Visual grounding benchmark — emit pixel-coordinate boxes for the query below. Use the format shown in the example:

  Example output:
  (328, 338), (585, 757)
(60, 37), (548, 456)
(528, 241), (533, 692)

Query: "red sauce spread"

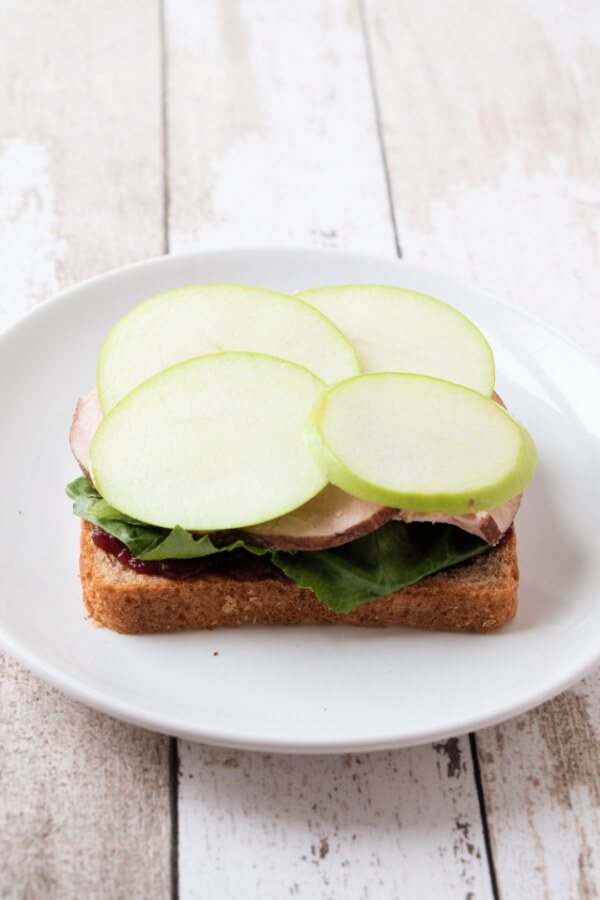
(92, 526), (292, 583)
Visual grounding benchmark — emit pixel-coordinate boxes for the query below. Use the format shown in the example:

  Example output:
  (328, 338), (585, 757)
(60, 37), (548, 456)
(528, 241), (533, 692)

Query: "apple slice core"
(243, 484), (395, 550)
(306, 373), (536, 515)
(297, 284), (495, 396)
(90, 353), (328, 530)
(97, 284), (360, 413)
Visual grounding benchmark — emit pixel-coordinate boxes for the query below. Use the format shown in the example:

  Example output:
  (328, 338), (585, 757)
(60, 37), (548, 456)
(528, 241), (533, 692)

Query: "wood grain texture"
(0, 655), (171, 900)
(179, 742), (491, 900)
(164, 1), (492, 896)
(364, 0), (600, 358)
(164, 0), (395, 256)
(364, 0), (600, 895)
(478, 679), (600, 899)
(0, 0), (164, 323)
(0, 2), (171, 897)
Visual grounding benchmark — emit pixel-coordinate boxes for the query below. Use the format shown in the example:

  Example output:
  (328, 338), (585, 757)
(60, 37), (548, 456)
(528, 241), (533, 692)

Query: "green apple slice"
(97, 284), (360, 413)
(297, 284), (495, 396)
(306, 373), (536, 514)
(90, 352), (328, 530)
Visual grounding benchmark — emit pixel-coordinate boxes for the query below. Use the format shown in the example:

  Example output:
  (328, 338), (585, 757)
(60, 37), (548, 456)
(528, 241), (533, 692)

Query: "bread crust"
(79, 520), (519, 634)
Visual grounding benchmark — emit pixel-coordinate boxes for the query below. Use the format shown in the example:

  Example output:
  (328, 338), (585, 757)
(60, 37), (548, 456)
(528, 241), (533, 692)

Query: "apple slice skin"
(297, 284), (495, 397)
(97, 283), (360, 414)
(90, 352), (328, 531)
(306, 373), (536, 515)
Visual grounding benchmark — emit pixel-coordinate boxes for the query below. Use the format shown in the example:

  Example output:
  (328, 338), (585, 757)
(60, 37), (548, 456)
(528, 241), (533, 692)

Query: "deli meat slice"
(393, 494), (521, 545)
(70, 387), (103, 481)
(69, 388), (520, 547)
(243, 484), (395, 550)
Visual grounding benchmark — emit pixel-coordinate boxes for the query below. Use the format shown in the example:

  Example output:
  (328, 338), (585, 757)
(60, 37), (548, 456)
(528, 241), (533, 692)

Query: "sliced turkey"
(69, 387), (103, 481)
(243, 484), (395, 550)
(393, 494), (521, 546)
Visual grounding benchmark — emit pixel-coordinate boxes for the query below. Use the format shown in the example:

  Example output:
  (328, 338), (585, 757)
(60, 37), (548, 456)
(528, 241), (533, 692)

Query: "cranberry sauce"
(92, 526), (292, 583)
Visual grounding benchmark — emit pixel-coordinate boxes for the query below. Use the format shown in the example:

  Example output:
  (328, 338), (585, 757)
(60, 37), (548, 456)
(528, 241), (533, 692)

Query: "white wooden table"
(2, 1), (600, 897)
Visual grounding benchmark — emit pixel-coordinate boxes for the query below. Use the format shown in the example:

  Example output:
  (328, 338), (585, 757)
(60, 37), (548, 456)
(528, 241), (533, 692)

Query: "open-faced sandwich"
(67, 283), (536, 633)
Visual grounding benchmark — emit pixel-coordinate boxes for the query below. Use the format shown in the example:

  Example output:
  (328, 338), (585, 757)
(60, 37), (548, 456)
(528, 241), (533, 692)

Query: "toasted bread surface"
(79, 520), (519, 634)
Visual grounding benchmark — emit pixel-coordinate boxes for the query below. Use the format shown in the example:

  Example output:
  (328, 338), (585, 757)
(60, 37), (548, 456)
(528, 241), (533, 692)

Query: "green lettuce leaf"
(67, 477), (490, 613)
(271, 521), (490, 613)
(66, 478), (268, 560)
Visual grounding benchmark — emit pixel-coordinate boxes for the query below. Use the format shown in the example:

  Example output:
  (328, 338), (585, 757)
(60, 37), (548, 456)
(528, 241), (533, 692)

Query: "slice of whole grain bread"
(79, 520), (519, 634)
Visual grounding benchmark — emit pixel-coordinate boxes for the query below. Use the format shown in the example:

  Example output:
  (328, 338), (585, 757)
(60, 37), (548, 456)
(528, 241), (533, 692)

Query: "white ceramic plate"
(1, 248), (599, 753)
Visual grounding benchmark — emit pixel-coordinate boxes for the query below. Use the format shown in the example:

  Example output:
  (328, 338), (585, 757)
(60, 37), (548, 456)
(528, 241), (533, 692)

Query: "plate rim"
(3, 619), (600, 753)
(4, 245), (598, 375)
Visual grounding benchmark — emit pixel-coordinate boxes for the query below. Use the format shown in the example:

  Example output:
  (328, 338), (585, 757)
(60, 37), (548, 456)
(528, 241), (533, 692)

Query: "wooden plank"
(164, 1), (493, 896)
(179, 742), (490, 899)
(0, 0), (164, 317)
(0, 656), (172, 898)
(364, 0), (600, 895)
(164, 0), (395, 256)
(0, 1), (172, 896)
(477, 679), (600, 899)
(364, 0), (600, 357)
(518, 0), (600, 165)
